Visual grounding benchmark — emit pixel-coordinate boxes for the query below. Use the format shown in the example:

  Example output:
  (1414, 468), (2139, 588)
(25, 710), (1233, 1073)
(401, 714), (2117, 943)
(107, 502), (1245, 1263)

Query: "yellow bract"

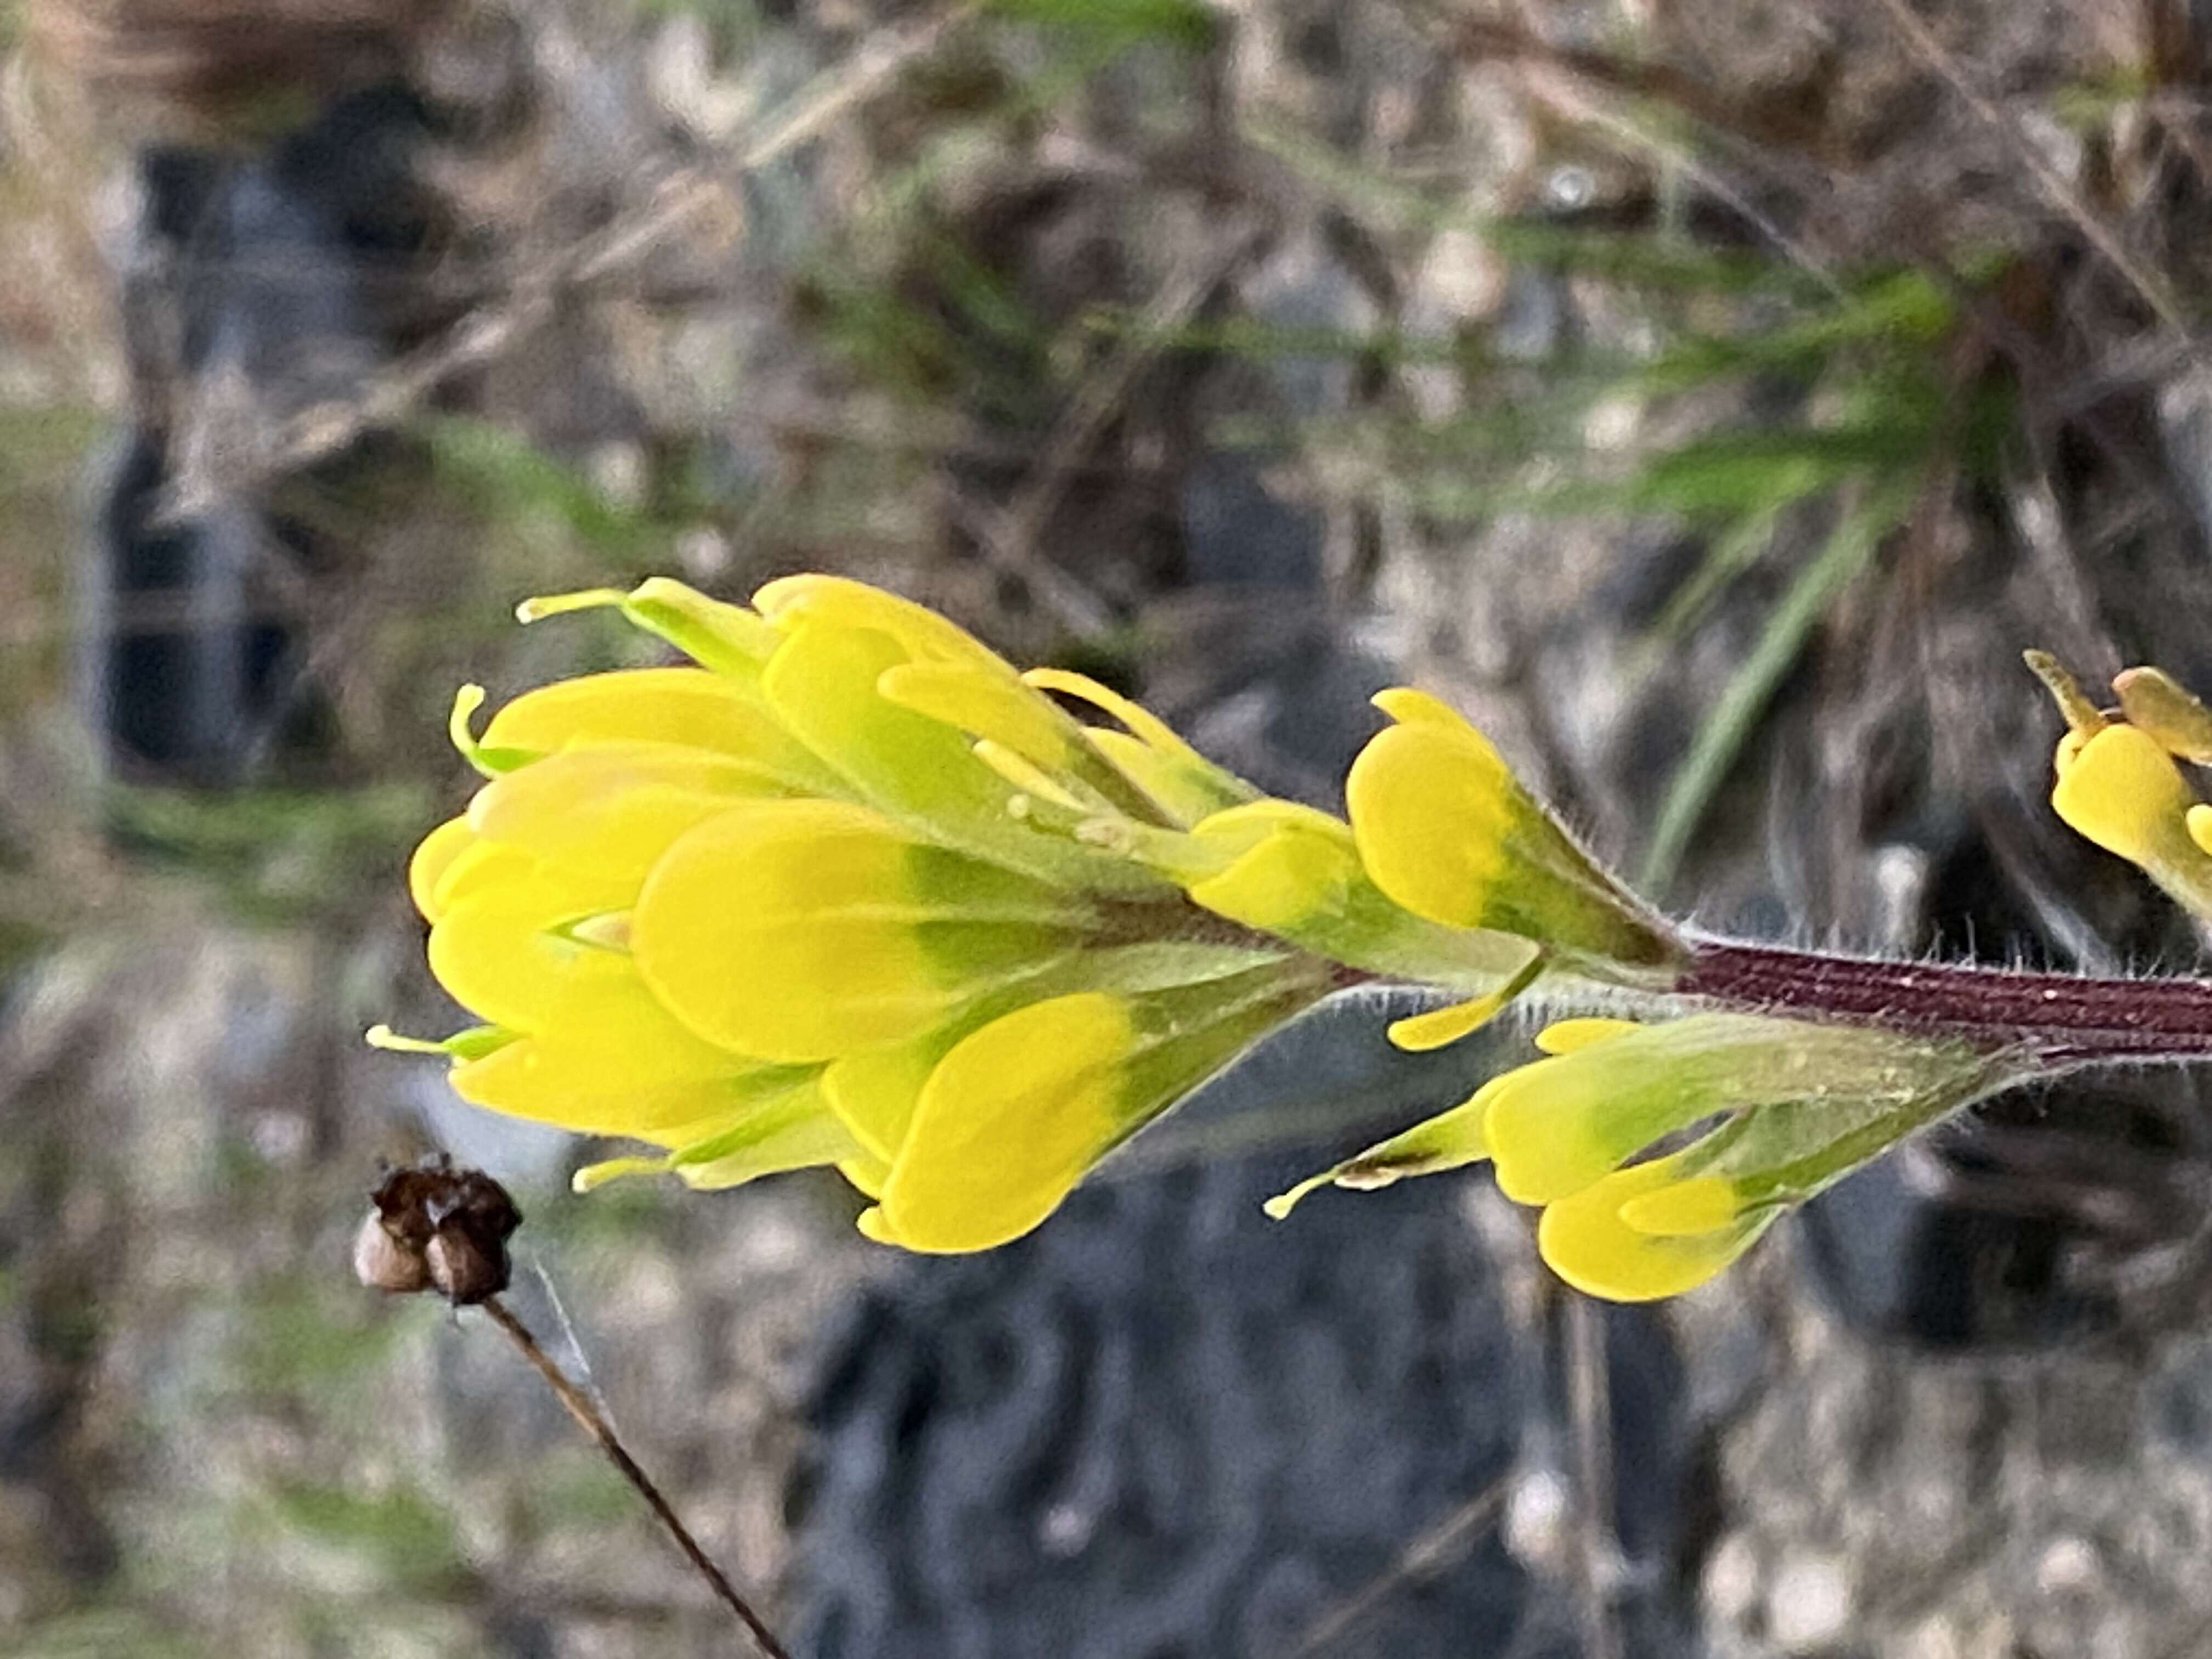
(1346, 692), (1516, 930)
(1345, 689), (1678, 972)
(1176, 799), (1542, 995)
(382, 574), (1347, 1252)
(632, 798), (1085, 1063)
(870, 992), (1133, 1252)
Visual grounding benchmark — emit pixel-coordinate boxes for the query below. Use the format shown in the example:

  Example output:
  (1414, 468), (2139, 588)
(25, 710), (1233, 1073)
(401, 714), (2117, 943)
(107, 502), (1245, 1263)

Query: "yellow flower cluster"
(385, 570), (2069, 1300)
(387, 575), (1353, 1251)
(382, 574), (1653, 1255)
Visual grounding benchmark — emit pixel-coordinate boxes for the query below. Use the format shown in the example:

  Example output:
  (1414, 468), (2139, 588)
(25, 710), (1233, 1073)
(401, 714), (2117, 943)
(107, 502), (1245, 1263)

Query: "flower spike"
(374, 577), (2212, 1299)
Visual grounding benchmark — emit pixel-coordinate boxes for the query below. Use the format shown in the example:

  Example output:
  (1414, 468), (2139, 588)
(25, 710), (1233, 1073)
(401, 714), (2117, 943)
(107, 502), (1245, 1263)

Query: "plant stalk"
(1680, 936), (2212, 1065)
(481, 1297), (794, 1659)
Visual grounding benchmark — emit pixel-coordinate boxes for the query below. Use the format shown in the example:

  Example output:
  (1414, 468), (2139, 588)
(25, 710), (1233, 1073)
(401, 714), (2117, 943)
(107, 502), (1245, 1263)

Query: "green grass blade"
(1649, 500), (1789, 644)
(1637, 473), (1921, 898)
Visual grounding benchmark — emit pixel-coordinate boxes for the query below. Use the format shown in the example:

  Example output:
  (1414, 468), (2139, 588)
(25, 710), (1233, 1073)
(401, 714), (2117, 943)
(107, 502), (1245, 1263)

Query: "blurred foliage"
(105, 783), (432, 921)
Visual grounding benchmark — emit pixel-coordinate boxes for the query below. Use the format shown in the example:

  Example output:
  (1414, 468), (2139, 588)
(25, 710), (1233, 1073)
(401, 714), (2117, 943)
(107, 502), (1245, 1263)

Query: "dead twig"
(157, 1), (982, 522)
(1566, 1297), (1623, 1659)
(1283, 1470), (1515, 1658)
(1865, 0), (2190, 336)
(956, 215), (1267, 640)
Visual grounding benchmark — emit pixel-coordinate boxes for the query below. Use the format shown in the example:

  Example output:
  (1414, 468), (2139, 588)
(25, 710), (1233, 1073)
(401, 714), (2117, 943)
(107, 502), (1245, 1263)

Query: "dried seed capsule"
(425, 1224), (507, 1304)
(352, 1209), (430, 1294)
(359, 1158), (522, 1305)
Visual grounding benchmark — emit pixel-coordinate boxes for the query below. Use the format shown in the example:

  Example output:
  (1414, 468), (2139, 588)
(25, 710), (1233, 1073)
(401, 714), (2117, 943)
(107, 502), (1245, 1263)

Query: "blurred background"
(10, 1), (2212, 1654)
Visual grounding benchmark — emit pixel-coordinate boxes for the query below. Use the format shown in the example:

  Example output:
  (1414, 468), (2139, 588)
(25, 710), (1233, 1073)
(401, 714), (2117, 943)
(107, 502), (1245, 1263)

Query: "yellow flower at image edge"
(380, 575), (1331, 1252)
(2030, 649), (2212, 920)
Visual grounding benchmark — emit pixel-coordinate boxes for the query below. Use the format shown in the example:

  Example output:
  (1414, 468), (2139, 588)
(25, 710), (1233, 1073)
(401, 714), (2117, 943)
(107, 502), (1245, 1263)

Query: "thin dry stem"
(1283, 1471), (1514, 1658)
(480, 1296), (794, 1659)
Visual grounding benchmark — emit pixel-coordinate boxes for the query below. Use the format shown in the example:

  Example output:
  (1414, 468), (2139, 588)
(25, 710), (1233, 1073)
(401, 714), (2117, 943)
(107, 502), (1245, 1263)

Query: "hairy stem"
(1680, 936), (2212, 1064)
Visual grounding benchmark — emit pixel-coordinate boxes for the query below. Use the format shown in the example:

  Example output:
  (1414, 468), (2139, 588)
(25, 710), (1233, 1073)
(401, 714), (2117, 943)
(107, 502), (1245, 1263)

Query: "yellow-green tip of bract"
(516, 588), (628, 624)
(381, 573), (1360, 1254)
(1272, 1012), (1999, 1300)
(1345, 688), (1681, 977)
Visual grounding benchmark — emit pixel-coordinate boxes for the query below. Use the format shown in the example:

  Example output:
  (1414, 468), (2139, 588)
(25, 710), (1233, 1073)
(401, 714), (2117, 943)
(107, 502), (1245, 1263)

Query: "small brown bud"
(358, 1156), (522, 1306)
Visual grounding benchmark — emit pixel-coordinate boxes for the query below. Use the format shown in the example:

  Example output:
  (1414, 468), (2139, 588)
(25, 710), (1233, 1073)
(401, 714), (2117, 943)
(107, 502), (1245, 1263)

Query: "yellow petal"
(2050, 723), (2212, 915)
(1386, 996), (1507, 1053)
(1185, 803), (1357, 931)
(1181, 800), (1539, 990)
(821, 1034), (949, 1163)
(1485, 1015), (1844, 1206)
(1370, 686), (1472, 729)
(427, 835), (544, 918)
(408, 815), (479, 922)
(568, 1074), (854, 1190)
(1082, 727), (1232, 826)
(815, 941), (1285, 1166)
(1483, 1044), (1726, 1207)
(873, 993), (1133, 1251)
(452, 1019), (810, 1137)
(426, 866), (643, 1034)
(1346, 691), (1674, 967)
(1346, 715), (1520, 930)
(755, 573), (1019, 681)
(662, 1081), (858, 1189)
(1385, 951), (1545, 1051)
(631, 799), (1086, 1063)
(1617, 1175), (1742, 1237)
(877, 661), (1083, 780)
(838, 1151), (891, 1200)
(1537, 1158), (1768, 1302)
(2189, 803), (2212, 858)
(480, 667), (832, 788)
(1022, 669), (1256, 817)
(467, 742), (794, 883)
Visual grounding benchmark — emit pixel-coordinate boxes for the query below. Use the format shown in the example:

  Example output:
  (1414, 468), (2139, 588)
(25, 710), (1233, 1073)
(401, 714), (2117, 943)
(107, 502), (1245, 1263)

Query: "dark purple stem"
(1680, 938), (2212, 1065)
